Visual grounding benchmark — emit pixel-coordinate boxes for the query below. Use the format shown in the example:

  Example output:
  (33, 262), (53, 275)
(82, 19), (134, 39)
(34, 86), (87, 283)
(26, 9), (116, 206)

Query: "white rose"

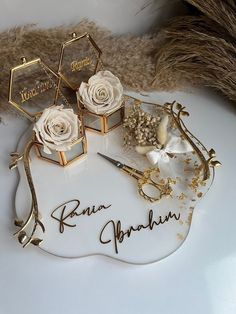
(33, 105), (79, 154)
(78, 70), (123, 115)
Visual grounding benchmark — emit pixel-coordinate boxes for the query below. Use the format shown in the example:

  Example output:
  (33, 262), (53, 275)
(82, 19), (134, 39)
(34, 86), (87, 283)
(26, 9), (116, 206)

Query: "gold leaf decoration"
(210, 160), (222, 167)
(209, 148), (216, 157)
(36, 219), (45, 232)
(9, 152), (23, 170)
(181, 111), (190, 117)
(18, 231), (27, 244)
(9, 161), (18, 170)
(176, 103), (182, 110)
(30, 238), (43, 246)
(14, 219), (24, 227)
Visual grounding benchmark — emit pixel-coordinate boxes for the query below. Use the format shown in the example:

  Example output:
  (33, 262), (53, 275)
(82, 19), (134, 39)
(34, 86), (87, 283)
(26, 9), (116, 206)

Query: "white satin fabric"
(146, 133), (193, 166)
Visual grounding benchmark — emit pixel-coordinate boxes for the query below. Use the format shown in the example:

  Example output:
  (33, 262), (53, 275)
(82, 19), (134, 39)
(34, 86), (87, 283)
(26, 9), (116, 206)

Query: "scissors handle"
(122, 165), (144, 180)
(137, 169), (172, 203)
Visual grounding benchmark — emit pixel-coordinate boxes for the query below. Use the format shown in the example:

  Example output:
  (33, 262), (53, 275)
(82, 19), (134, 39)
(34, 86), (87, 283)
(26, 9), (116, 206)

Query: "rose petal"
(79, 71), (123, 115)
(34, 105), (79, 153)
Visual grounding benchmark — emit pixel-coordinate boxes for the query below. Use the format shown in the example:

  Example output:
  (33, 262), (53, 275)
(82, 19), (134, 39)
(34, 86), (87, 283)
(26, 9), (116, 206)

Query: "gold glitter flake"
(186, 212), (193, 226)
(177, 233), (184, 240)
(178, 193), (187, 200)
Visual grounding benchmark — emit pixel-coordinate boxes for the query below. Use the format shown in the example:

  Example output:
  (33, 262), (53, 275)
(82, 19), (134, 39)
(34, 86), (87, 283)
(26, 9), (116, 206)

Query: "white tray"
(14, 102), (216, 264)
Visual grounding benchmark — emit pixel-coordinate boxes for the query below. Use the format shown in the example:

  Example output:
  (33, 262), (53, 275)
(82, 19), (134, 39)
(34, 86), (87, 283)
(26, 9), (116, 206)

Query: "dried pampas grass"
(0, 0), (236, 116)
(0, 21), (159, 114)
(187, 0), (236, 38)
(153, 0), (236, 101)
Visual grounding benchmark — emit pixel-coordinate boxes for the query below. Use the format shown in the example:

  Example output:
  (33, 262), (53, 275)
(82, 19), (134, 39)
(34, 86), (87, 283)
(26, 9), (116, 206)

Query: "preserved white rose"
(33, 105), (79, 154)
(79, 70), (123, 115)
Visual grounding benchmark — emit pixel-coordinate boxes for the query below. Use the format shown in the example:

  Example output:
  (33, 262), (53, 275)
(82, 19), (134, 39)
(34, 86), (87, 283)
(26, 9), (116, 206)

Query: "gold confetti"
(177, 233), (184, 240)
(178, 193), (187, 200)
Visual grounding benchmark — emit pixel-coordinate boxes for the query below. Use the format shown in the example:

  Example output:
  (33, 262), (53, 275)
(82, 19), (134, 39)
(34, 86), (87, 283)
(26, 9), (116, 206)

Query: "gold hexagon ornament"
(9, 57), (60, 121)
(58, 32), (124, 135)
(77, 103), (125, 135)
(8, 57), (87, 166)
(57, 32), (102, 91)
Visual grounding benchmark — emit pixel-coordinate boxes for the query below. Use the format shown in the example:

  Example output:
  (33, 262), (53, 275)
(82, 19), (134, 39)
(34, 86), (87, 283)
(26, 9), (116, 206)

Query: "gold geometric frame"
(57, 32), (102, 91)
(9, 56), (88, 167)
(34, 136), (87, 166)
(81, 106), (125, 135)
(8, 57), (59, 121)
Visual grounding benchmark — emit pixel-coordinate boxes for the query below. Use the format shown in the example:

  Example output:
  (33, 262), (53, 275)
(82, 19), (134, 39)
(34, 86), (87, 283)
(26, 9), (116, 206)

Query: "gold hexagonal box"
(57, 32), (124, 135)
(8, 57), (87, 166)
(57, 32), (102, 91)
(77, 102), (125, 135)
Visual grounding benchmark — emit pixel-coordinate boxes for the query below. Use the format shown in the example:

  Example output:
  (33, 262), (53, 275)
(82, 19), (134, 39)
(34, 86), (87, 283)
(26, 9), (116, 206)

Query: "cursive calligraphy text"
(51, 199), (111, 233)
(99, 210), (180, 254)
(71, 57), (92, 72)
(19, 80), (53, 103)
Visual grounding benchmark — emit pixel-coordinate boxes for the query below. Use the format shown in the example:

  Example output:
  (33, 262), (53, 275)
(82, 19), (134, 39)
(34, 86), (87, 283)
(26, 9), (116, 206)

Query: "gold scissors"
(97, 152), (172, 203)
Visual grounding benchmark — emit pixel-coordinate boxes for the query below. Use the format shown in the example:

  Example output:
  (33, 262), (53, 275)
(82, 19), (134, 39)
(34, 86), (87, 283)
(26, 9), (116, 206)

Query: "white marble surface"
(0, 89), (236, 314)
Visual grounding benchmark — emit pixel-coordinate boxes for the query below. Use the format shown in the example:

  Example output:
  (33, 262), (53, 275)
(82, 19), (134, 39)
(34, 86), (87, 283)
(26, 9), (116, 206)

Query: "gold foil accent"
(164, 101), (221, 181)
(71, 57), (92, 72)
(177, 233), (184, 240)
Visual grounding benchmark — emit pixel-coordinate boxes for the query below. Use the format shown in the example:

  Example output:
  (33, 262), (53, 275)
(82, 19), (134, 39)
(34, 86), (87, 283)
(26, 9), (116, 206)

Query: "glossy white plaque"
(14, 118), (215, 265)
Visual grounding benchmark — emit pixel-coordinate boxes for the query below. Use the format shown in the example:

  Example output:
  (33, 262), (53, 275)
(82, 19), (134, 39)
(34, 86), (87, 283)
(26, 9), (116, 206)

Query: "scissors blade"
(97, 152), (124, 169)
